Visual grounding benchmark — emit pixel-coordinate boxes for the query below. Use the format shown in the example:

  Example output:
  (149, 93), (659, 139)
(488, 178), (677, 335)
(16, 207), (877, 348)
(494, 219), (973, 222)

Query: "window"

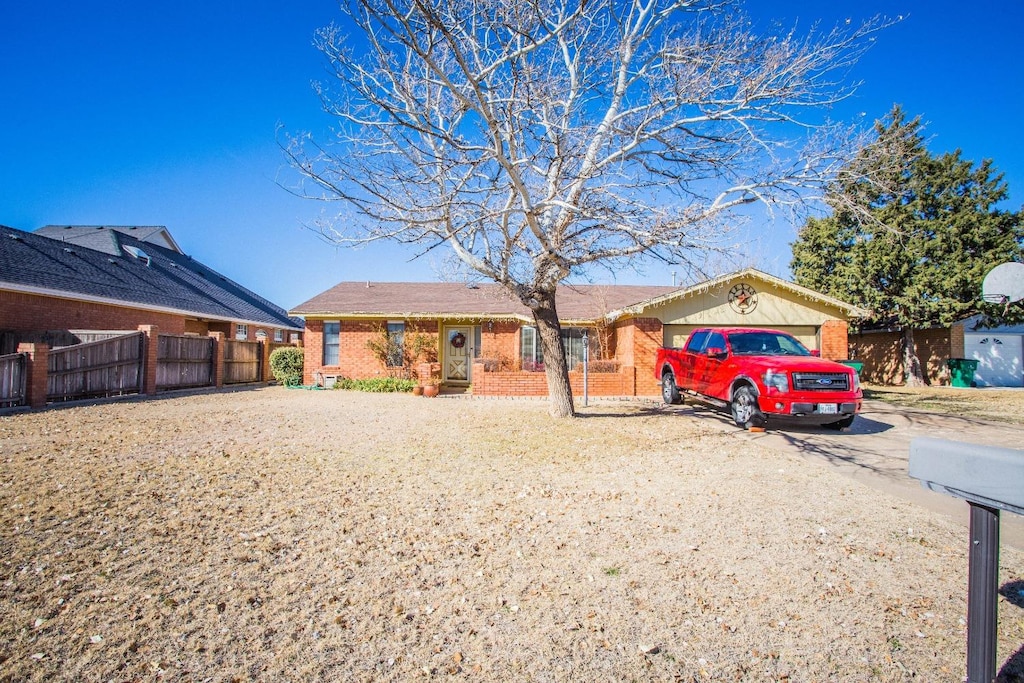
(386, 322), (405, 367)
(685, 330), (709, 353)
(521, 326), (541, 371)
(235, 324), (248, 340)
(323, 322), (340, 365)
(705, 331), (726, 353)
(521, 326), (596, 371)
(274, 329), (283, 342)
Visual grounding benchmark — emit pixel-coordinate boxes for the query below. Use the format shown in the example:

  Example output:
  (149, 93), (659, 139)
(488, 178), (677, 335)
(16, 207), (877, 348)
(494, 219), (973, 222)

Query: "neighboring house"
(0, 224), (302, 351)
(290, 268), (866, 396)
(852, 317), (1024, 388)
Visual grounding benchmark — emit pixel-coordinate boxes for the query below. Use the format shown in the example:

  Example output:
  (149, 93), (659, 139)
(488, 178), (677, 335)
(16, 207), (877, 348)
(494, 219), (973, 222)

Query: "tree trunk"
(902, 327), (926, 387)
(531, 294), (575, 419)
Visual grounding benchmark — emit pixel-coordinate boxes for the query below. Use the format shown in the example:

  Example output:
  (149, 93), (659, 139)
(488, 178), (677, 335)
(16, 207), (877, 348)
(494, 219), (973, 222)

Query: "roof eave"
(2, 282), (303, 331)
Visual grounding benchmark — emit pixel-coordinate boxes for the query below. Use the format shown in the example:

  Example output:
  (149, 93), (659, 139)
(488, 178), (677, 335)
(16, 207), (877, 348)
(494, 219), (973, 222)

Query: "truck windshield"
(728, 332), (811, 356)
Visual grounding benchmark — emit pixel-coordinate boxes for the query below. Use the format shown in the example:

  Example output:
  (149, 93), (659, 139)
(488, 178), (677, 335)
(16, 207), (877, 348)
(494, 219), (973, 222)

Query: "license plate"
(817, 403), (838, 414)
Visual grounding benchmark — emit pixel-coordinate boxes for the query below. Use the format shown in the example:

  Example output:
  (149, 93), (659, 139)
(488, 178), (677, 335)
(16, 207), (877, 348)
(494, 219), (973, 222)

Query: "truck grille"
(792, 372), (850, 391)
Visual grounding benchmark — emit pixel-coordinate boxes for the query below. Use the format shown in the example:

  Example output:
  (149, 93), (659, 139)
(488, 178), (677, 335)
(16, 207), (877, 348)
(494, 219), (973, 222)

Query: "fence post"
(16, 342), (48, 409)
(261, 341), (271, 382)
(208, 332), (225, 388)
(137, 325), (159, 395)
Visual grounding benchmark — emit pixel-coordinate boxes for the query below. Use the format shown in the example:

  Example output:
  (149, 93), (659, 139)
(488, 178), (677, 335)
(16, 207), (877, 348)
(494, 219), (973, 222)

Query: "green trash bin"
(947, 358), (979, 388)
(839, 360), (864, 376)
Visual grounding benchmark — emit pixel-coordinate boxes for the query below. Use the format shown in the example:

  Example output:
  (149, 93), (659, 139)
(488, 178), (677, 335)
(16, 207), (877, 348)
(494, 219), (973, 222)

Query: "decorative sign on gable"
(728, 283), (758, 314)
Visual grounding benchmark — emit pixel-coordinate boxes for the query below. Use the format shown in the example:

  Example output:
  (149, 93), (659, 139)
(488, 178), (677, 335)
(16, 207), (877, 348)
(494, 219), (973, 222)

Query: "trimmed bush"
(335, 377), (417, 393)
(269, 347), (304, 386)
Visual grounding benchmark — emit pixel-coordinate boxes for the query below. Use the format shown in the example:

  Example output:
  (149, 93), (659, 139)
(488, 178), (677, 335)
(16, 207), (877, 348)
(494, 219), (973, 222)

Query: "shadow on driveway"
(667, 399), (1024, 550)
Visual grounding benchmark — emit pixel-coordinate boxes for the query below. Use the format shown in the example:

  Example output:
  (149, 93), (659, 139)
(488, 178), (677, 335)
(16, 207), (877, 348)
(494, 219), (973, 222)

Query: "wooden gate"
(47, 332), (144, 402)
(157, 334), (214, 390)
(223, 339), (263, 384)
(0, 352), (26, 408)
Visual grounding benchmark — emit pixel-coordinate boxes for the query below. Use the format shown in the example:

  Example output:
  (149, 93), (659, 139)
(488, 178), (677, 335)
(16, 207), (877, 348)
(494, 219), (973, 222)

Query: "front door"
(444, 326), (473, 383)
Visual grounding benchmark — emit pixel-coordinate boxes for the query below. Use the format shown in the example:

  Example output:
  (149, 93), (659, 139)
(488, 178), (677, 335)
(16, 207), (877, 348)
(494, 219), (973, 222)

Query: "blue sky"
(2, 1), (1022, 310)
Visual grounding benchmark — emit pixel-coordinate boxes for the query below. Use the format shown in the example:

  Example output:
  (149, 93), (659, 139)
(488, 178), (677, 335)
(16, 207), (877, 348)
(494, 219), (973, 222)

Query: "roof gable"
(35, 225), (183, 254)
(1, 225), (299, 329)
(612, 268), (869, 320)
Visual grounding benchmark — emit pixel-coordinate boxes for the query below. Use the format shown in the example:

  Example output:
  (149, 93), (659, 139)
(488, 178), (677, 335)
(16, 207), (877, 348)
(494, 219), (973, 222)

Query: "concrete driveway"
(674, 399), (1024, 549)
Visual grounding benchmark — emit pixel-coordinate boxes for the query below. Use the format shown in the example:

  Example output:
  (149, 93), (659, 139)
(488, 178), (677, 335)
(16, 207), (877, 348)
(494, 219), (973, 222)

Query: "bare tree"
(284, 0), (889, 417)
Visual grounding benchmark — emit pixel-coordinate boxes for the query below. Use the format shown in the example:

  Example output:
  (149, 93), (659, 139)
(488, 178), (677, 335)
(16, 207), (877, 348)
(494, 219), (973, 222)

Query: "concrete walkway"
(678, 399), (1024, 550)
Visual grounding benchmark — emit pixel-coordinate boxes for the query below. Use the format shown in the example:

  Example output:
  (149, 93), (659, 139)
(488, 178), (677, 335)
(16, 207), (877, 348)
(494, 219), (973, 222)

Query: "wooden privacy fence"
(157, 334), (214, 390)
(0, 352), (26, 408)
(223, 339), (263, 385)
(47, 332), (144, 402)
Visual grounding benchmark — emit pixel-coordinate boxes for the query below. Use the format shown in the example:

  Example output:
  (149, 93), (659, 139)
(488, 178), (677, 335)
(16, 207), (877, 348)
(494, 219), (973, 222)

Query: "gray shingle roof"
(291, 281), (678, 321)
(0, 225), (300, 330)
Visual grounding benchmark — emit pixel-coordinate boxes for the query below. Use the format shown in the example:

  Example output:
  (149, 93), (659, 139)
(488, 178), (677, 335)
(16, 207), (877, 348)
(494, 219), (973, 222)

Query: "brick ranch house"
(1, 224), (302, 351)
(291, 269), (866, 397)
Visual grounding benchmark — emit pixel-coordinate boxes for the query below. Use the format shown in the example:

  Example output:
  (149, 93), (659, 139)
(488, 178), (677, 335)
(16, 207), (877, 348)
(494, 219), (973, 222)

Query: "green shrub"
(269, 347), (304, 386)
(335, 377), (417, 393)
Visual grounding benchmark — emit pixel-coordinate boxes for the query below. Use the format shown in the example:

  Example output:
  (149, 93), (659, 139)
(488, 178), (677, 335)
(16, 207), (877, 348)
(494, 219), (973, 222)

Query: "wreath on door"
(450, 332), (466, 349)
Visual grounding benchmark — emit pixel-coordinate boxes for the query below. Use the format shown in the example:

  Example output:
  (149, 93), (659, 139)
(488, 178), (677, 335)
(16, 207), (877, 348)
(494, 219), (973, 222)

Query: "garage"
(965, 328), (1024, 387)
(630, 269), (867, 355)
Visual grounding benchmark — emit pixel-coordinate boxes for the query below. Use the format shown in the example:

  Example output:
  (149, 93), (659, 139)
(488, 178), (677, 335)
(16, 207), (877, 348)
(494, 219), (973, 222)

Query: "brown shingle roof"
(290, 282), (677, 321)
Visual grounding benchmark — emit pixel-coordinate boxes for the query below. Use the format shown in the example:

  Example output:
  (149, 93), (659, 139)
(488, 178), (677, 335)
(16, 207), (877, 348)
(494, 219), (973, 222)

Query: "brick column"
(820, 320), (850, 360)
(137, 325), (159, 395)
(208, 331), (225, 388)
(16, 342), (49, 409)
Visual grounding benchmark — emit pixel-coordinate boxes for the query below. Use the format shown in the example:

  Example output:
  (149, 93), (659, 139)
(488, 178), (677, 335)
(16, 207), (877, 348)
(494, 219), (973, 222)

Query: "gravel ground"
(1, 387), (1022, 682)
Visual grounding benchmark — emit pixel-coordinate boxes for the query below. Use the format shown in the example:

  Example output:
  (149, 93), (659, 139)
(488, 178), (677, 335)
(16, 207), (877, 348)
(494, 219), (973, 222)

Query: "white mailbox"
(909, 437), (1024, 515)
(908, 437), (1024, 683)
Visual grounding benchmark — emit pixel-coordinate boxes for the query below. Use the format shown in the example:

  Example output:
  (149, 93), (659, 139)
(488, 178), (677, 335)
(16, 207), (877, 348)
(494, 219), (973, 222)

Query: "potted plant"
(422, 382), (440, 398)
(412, 384), (424, 396)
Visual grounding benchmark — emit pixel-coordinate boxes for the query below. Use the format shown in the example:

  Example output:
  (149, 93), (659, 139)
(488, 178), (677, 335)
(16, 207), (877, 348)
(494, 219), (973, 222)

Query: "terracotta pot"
(422, 384), (440, 398)
(412, 385), (424, 396)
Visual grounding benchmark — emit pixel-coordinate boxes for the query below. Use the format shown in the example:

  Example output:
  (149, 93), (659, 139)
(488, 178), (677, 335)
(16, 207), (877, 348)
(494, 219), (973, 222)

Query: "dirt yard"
(1, 388), (1022, 682)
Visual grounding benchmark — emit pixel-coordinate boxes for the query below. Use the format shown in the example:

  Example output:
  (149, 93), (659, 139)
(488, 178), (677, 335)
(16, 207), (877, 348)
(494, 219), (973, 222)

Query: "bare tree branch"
(282, 0), (894, 416)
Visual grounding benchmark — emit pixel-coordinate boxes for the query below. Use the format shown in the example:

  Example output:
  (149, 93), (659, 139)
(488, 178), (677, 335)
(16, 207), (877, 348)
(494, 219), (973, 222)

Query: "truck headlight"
(764, 369), (789, 393)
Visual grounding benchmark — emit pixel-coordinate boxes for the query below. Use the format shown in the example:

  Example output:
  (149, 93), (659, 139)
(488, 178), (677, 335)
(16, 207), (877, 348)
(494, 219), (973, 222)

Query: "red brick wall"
(478, 321), (520, 368)
(849, 328), (952, 385)
(1, 289), (188, 334)
(305, 318), (528, 384)
(621, 317), (663, 396)
(471, 362), (636, 397)
(819, 320), (849, 360)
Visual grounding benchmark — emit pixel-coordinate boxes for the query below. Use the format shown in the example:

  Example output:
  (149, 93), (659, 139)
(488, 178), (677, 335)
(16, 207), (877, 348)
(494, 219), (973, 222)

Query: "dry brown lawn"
(864, 384), (1024, 427)
(1, 387), (1022, 682)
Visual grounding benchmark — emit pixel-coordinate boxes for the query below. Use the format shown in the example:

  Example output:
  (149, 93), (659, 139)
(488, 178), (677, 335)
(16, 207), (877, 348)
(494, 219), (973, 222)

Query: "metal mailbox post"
(909, 437), (1024, 683)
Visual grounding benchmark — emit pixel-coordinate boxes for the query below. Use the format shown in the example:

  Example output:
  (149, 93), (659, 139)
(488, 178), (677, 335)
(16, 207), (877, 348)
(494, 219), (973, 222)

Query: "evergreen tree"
(791, 106), (1024, 385)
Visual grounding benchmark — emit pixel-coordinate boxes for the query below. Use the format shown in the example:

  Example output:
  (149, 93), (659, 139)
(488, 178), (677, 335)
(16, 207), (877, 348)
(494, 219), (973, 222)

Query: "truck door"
(697, 330), (727, 394)
(680, 329), (710, 389)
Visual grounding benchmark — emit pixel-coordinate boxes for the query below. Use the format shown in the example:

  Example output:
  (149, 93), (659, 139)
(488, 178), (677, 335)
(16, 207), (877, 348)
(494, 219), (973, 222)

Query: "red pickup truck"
(656, 327), (862, 430)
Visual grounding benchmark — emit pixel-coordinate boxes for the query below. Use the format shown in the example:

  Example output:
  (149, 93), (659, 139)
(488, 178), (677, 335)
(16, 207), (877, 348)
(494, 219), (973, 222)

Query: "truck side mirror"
(810, 349), (820, 357)
(706, 347), (725, 357)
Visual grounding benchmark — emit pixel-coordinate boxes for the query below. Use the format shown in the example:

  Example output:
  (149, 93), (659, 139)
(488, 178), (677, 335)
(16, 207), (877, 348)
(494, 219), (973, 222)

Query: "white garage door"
(965, 334), (1024, 387)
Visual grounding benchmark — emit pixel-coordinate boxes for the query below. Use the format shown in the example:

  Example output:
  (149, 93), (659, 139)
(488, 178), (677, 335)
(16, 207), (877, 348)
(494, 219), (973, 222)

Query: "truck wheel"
(824, 415), (856, 430)
(661, 373), (682, 405)
(730, 386), (765, 429)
